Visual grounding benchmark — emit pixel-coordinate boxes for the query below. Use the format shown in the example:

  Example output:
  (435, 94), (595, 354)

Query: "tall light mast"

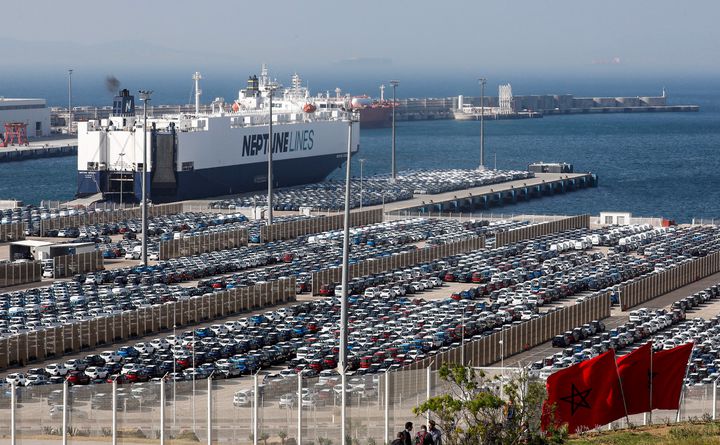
(192, 72), (202, 114)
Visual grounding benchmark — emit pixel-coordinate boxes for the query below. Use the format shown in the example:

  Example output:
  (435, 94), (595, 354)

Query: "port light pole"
(138, 90), (153, 266)
(359, 158), (365, 209)
(479, 77), (486, 169)
(390, 80), (399, 182)
(68, 69), (73, 135)
(267, 83), (278, 225)
(339, 108), (358, 444)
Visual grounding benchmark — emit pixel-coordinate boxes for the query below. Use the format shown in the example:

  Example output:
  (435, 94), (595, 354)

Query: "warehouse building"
(0, 98), (51, 139)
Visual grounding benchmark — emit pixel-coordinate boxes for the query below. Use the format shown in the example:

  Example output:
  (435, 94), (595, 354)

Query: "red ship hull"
(358, 106), (392, 129)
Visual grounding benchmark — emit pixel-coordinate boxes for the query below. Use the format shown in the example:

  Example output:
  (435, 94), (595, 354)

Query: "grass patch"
(568, 421), (720, 445)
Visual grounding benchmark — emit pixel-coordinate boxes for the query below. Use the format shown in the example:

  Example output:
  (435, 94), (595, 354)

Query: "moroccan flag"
(542, 350), (626, 434)
(616, 342), (653, 415)
(652, 342), (693, 410)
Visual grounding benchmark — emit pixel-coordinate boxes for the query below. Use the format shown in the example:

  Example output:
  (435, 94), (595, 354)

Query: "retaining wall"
(39, 203), (184, 233)
(0, 222), (24, 242)
(0, 277), (296, 370)
(402, 291), (610, 375)
(620, 252), (720, 311)
(53, 251), (104, 279)
(494, 214), (590, 247)
(159, 228), (249, 260)
(0, 261), (41, 288)
(311, 236), (486, 295)
(260, 209), (384, 242)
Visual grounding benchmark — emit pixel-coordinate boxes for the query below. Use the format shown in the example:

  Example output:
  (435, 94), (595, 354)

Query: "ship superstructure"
(76, 66), (360, 202)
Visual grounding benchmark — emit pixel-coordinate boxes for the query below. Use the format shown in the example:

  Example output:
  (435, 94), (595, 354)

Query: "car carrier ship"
(76, 66), (360, 203)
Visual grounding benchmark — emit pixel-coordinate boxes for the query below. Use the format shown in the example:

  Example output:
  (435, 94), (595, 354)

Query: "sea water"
(1, 88), (719, 223)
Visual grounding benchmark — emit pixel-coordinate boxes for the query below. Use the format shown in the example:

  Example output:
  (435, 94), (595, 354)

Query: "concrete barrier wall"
(0, 222), (25, 242)
(52, 251), (104, 279)
(260, 209), (384, 242)
(311, 236), (486, 295)
(403, 290), (611, 372)
(159, 228), (249, 260)
(620, 252), (720, 311)
(0, 261), (41, 288)
(0, 277), (296, 370)
(39, 203), (184, 233)
(494, 214), (590, 247)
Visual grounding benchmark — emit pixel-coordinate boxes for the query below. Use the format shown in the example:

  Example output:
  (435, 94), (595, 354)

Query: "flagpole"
(675, 343), (694, 423)
(612, 349), (631, 426)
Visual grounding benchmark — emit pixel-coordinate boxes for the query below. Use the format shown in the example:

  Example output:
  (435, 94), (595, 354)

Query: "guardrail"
(260, 208), (384, 242)
(0, 277), (296, 370)
(0, 222), (24, 242)
(0, 261), (41, 288)
(494, 214), (590, 247)
(311, 236), (486, 295)
(39, 203), (183, 233)
(53, 251), (104, 279)
(158, 228), (249, 260)
(402, 290), (611, 374)
(619, 252), (720, 311)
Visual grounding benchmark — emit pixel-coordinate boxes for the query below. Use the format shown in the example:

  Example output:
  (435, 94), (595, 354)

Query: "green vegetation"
(568, 421), (720, 445)
(413, 363), (566, 445)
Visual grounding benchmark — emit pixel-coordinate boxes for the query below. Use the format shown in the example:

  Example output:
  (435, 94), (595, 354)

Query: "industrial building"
(0, 98), (51, 141)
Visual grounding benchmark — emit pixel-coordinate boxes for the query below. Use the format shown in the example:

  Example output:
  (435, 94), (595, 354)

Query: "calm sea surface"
(2, 88), (719, 223)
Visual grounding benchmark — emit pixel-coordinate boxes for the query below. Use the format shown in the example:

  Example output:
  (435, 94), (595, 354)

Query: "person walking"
(428, 420), (442, 445)
(391, 432), (404, 445)
(415, 425), (434, 445)
(402, 422), (414, 445)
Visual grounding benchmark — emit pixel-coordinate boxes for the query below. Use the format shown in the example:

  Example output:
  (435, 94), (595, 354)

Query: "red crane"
(1, 122), (28, 147)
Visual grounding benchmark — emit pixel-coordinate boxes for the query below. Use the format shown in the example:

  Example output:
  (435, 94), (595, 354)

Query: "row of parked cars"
(541, 283), (720, 385)
(209, 169), (534, 211)
(2, 222), (660, 388)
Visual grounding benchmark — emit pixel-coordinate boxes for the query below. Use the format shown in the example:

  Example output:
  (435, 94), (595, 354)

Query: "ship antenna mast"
(192, 72), (202, 114)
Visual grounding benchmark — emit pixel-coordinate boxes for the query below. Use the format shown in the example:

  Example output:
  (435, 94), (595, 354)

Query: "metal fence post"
(160, 377), (166, 445)
(253, 373), (259, 445)
(426, 366), (432, 425)
(112, 379), (118, 445)
(10, 381), (16, 445)
(384, 370), (390, 444)
(63, 379), (69, 445)
(297, 372), (302, 445)
(208, 376), (212, 445)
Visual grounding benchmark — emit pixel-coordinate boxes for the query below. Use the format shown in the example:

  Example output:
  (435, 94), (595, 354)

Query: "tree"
(412, 363), (567, 445)
(278, 431), (288, 445)
(261, 432), (271, 445)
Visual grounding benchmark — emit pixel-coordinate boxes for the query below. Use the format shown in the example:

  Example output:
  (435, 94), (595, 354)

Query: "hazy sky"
(2, 0), (719, 103)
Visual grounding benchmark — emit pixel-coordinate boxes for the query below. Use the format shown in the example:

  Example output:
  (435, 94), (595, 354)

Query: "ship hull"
(77, 151), (349, 202)
(359, 107), (392, 129)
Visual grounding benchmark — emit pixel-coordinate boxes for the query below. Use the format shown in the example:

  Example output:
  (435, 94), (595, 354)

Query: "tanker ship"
(76, 66), (360, 203)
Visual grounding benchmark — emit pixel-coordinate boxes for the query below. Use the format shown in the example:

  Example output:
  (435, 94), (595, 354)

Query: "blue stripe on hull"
(77, 153), (348, 202)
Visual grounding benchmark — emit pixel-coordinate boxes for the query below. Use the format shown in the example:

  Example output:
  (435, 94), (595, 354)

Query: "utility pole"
(138, 90), (153, 265)
(267, 83), (278, 225)
(339, 109), (357, 443)
(68, 69), (73, 135)
(390, 80), (399, 182)
(359, 158), (365, 209)
(479, 77), (487, 169)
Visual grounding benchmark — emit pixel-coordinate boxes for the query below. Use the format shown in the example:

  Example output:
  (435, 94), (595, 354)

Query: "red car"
(67, 370), (90, 385)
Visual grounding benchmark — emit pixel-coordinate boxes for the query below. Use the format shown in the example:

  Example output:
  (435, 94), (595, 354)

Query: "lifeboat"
(231, 102), (240, 112)
(303, 103), (317, 113)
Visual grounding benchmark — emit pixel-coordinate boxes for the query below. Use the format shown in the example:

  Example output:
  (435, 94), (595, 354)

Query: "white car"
(100, 351), (122, 363)
(45, 363), (68, 377)
(6, 373), (26, 386)
(85, 366), (109, 380)
(150, 338), (170, 350)
(134, 342), (155, 354)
